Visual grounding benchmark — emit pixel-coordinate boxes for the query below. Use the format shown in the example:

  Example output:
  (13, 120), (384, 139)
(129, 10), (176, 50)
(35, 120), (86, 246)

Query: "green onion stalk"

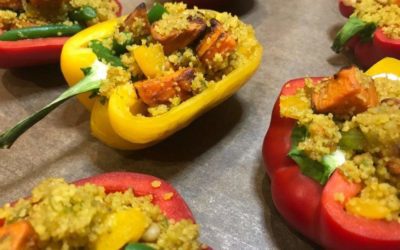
(0, 60), (108, 149)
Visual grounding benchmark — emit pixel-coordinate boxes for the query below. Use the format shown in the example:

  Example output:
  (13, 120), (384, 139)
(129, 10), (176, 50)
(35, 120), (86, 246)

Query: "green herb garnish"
(332, 16), (376, 53)
(288, 125), (345, 185)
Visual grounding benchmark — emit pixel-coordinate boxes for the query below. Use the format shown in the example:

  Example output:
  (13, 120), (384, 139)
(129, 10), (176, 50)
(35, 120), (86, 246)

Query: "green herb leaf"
(331, 16), (377, 53)
(148, 2), (168, 24)
(0, 61), (108, 149)
(290, 125), (308, 146)
(89, 40), (124, 67)
(288, 125), (345, 185)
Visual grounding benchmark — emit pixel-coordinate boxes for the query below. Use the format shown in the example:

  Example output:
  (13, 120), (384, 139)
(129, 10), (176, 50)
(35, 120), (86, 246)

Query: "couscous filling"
(90, 2), (259, 117)
(0, 0), (118, 32)
(0, 178), (203, 249)
(280, 67), (400, 222)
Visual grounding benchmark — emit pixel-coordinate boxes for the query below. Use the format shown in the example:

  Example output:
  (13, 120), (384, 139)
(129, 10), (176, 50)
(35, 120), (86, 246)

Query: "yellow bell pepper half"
(61, 15), (263, 150)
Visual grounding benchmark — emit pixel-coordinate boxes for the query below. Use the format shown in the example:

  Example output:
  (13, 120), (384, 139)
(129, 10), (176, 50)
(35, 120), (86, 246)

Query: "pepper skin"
(61, 13), (263, 150)
(262, 57), (400, 249)
(0, 0), (121, 68)
(337, 0), (400, 68)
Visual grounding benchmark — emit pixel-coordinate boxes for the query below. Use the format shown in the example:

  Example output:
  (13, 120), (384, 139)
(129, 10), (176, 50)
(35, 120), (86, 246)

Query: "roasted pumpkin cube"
(311, 66), (378, 117)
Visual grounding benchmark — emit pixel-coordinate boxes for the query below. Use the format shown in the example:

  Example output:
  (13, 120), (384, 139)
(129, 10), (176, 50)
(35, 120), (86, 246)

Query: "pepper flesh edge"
(262, 57), (400, 249)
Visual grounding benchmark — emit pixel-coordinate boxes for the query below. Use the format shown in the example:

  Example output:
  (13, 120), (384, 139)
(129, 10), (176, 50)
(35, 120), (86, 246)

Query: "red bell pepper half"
(262, 77), (400, 249)
(0, 0), (121, 68)
(334, 0), (400, 69)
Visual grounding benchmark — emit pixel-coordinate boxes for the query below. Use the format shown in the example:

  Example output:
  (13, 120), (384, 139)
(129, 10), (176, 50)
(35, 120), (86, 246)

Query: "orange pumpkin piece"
(135, 68), (195, 107)
(196, 19), (237, 67)
(151, 16), (206, 55)
(311, 66), (378, 117)
(0, 221), (38, 250)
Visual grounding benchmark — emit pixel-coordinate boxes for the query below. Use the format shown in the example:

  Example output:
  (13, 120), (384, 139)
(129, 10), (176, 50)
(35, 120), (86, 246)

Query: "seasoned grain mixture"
(280, 67), (400, 222)
(69, 0), (118, 23)
(91, 2), (259, 117)
(0, 0), (118, 31)
(353, 0), (400, 39)
(0, 178), (202, 249)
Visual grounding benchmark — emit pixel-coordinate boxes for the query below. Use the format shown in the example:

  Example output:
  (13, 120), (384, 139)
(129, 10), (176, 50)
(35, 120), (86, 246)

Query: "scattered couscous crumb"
(163, 192), (174, 201)
(334, 192), (345, 204)
(151, 180), (162, 188)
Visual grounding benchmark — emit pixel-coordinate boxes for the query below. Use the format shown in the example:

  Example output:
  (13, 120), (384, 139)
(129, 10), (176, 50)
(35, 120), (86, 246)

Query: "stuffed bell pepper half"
(263, 57), (400, 249)
(0, 2), (262, 150)
(0, 172), (209, 249)
(333, 0), (400, 68)
(0, 0), (121, 68)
